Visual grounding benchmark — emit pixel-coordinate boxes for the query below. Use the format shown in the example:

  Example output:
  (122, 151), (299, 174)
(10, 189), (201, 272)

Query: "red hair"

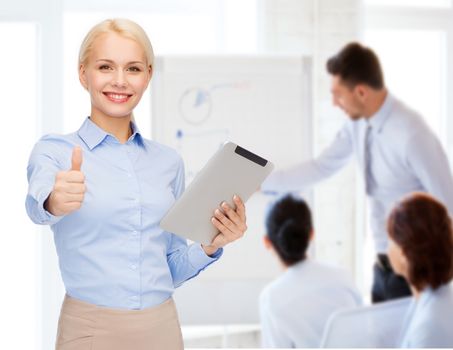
(387, 192), (453, 291)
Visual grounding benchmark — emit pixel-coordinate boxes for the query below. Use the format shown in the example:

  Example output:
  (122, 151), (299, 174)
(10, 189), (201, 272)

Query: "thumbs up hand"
(71, 146), (83, 171)
(45, 146), (86, 216)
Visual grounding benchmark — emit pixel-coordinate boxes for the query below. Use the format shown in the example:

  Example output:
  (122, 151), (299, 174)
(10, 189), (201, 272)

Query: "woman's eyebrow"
(96, 58), (145, 65)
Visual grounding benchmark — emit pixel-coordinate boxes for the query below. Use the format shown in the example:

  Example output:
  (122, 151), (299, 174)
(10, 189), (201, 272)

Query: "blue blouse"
(26, 117), (221, 310)
(399, 283), (453, 347)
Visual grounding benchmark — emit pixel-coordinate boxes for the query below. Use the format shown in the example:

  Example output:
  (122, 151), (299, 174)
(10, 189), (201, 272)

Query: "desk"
(182, 324), (261, 348)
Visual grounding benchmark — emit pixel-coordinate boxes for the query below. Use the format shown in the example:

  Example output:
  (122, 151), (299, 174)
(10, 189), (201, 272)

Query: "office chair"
(320, 297), (411, 348)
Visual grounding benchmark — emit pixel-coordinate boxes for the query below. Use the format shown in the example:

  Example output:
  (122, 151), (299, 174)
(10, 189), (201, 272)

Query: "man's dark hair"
(265, 195), (313, 266)
(326, 42), (384, 89)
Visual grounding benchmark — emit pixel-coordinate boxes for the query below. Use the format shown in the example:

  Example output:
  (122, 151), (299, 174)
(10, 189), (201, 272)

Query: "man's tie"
(365, 123), (376, 194)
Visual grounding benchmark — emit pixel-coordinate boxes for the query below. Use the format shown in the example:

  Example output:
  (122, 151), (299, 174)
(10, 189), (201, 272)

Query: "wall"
(259, 0), (364, 283)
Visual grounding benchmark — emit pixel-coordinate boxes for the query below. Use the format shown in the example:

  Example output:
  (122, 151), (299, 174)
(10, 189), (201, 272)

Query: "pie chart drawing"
(178, 87), (212, 125)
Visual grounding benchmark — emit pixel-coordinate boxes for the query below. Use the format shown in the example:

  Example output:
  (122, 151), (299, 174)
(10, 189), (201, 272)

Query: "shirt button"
(131, 295), (138, 300)
(130, 264), (137, 270)
(132, 230), (138, 236)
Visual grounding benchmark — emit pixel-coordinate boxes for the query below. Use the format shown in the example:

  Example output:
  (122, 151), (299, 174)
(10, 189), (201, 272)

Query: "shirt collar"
(367, 91), (394, 132)
(77, 117), (144, 150)
(287, 258), (309, 273)
(413, 286), (434, 315)
(416, 284), (450, 310)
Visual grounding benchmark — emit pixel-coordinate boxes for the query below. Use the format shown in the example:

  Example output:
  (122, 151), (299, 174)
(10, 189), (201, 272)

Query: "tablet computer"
(160, 142), (274, 244)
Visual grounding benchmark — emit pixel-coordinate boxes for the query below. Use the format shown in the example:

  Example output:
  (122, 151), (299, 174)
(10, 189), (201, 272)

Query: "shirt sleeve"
(166, 156), (223, 288)
(406, 129), (453, 215)
(261, 123), (354, 193)
(259, 291), (293, 348)
(25, 139), (64, 226)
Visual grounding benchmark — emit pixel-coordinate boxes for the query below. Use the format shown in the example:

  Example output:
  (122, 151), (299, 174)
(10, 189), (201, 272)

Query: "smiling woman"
(78, 32), (152, 138)
(25, 18), (248, 350)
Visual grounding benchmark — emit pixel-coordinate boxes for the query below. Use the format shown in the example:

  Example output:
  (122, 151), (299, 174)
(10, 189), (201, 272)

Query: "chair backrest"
(320, 297), (412, 348)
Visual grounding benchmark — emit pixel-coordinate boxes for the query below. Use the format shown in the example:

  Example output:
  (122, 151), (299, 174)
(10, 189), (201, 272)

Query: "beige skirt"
(56, 295), (184, 350)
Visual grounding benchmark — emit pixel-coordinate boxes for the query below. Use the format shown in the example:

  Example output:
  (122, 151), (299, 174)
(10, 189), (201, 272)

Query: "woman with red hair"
(387, 192), (453, 347)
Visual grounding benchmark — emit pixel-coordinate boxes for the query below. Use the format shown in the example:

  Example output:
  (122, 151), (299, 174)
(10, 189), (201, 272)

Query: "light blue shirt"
(262, 93), (453, 252)
(26, 117), (222, 310)
(259, 260), (362, 348)
(399, 283), (453, 348)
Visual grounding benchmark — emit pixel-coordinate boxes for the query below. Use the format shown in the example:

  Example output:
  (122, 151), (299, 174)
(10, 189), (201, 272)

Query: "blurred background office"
(1, 0), (453, 348)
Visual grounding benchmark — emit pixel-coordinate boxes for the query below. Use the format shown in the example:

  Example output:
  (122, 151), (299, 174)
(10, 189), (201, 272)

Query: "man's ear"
(79, 64), (88, 90)
(263, 235), (273, 250)
(309, 229), (315, 242)
(355, 84), (368, 99)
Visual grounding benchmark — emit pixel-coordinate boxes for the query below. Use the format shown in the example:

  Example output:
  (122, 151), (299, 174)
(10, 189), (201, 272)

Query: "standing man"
(262, 42), (453, 303)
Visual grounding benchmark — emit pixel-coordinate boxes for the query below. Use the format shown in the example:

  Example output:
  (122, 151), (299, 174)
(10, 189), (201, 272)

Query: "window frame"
(364, 4), (453, 147)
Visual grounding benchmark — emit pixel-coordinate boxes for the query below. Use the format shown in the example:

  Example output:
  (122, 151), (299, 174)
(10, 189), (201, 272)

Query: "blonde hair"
(78, 18), (154, 69)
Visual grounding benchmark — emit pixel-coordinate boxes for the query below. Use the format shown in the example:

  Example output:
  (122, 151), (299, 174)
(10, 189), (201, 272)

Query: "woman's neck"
(411, 285), (422, 300)
(90, 113), (132, 144)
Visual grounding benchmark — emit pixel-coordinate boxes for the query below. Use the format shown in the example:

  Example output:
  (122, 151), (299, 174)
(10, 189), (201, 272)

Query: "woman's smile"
(103, 91), (132, 103)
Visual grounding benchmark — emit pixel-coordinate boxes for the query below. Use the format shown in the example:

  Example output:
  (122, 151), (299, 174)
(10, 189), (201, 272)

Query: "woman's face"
(79, 32), (152, 120)
(387, 237), (409, 279)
